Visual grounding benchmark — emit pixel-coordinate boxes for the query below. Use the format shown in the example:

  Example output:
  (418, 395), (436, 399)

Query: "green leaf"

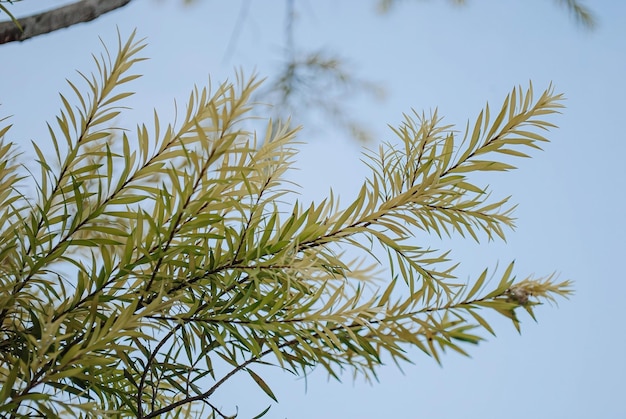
(466, 268), (488, 301)
(251, 405), (272, 419)
(246, 369), (278, 402)
(0, 363), (18, 404)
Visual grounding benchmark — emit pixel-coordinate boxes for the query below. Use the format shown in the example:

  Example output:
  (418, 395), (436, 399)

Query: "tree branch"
(0, 0), (133, 44)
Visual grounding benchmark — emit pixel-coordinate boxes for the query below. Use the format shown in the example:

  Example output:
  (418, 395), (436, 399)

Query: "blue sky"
(1, 1), (625, 418)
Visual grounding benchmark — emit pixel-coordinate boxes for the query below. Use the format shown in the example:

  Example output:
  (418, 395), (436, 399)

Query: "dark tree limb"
(0, 0), (133, 44)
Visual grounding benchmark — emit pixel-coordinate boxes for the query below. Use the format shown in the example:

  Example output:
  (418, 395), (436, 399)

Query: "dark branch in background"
(258, 0), (385, 143)
(0, 0), (132, 44)
(555, 0), (596, 29)
(262, 49), (385, 142)
(220, 0), (382, 144)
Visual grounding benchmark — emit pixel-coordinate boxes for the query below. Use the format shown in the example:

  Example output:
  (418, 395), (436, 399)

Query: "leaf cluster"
(0, 32), (571, 418)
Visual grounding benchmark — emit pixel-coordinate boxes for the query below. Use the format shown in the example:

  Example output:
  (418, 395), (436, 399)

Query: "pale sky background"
(1, 1), (625, 418)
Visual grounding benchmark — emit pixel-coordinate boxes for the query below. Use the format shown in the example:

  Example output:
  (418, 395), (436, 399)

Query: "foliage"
(0, 31), (572, 418)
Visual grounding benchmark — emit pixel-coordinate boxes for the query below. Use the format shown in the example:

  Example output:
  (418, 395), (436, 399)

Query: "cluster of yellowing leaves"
(0, 32), (571, 418)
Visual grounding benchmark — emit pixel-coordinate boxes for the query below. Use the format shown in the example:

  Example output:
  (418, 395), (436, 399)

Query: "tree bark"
(0, 0), (133, 44)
